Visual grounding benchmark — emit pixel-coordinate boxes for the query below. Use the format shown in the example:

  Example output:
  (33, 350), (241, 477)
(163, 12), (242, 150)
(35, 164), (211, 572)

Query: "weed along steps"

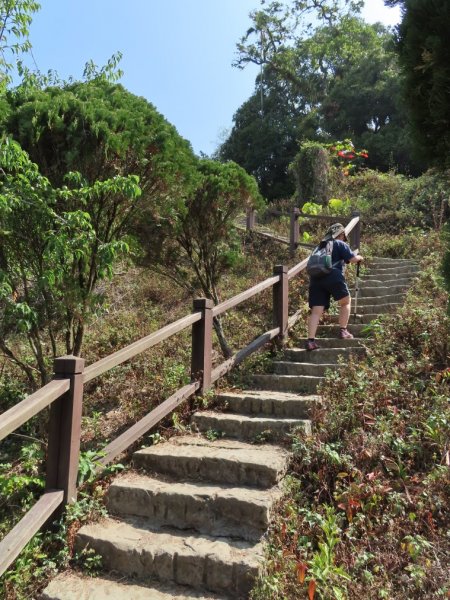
(40, 257), (419, 599)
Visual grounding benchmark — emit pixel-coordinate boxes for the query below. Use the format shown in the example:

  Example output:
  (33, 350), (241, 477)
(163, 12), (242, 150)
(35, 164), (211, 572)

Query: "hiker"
(306, 222), (363, 351)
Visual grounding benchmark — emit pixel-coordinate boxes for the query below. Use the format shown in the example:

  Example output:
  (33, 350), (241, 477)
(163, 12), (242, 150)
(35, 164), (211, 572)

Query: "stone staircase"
(41, 257), (418, 600)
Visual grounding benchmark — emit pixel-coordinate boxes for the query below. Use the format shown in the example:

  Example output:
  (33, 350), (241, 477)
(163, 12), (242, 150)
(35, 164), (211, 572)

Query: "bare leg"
(308, 306), (325, 338)
(338, 295), (351, 328)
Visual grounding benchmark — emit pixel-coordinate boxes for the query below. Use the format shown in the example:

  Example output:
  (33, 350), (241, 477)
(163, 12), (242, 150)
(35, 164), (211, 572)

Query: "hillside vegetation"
(1, 1), (449, 598)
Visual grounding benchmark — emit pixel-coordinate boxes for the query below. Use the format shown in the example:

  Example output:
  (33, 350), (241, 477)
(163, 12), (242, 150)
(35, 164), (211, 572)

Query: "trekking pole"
(353, 261), (361, 324)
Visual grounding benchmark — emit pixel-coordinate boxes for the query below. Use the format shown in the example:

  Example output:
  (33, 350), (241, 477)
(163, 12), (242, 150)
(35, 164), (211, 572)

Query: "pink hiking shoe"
(305, 339), (320, 351)
(338, 328), (354, 339)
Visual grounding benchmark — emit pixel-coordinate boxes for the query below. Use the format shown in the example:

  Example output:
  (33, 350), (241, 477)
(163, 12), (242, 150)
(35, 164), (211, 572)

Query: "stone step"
(293, 337), (366, 348)
(365, 269), (418, 278)
(368, 257), (418, 266)
(75, 517), (262, 597)
(273, 361), (343, 377)
(133, 436), (289, 488)
(356, 293), (405, 306)
(360, 277), (412, 287)
(252, 373), (324, 394)
(355, 302), (401, 314)
(317, 323), (368, 337)
(362, 272), (416, 281)
(216, 390), (319, 418)
(359, 284), (408, 298)
(191, 410), (311, 440)
(107, 473), (281, 541)
(285, 346), (365, 363)
(41, 573), (223, 600)
(328, 313), (381, 324)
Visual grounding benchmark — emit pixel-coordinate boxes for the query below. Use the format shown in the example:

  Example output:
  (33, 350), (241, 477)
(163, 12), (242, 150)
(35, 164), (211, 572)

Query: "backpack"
(306, 241), (335, 278)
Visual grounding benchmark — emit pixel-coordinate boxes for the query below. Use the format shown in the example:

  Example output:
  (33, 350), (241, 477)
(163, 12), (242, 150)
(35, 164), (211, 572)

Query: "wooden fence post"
(246, 207), (256, 231)
(46, 355), (85, 505)
(191, 298), (213, 394)
(273, 265), (289, 341)
(290, 207), (300, 257)
(350, 210), (361, 250)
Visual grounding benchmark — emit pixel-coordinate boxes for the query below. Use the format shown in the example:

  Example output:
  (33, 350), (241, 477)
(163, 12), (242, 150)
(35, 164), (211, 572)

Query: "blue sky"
(24, 0), (401, 156)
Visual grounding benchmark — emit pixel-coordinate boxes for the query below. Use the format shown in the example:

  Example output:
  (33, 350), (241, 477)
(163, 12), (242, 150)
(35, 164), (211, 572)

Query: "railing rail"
(0, 379), (70, 442)
(0, 212), (361, 577)
(245, 206), (361, 256)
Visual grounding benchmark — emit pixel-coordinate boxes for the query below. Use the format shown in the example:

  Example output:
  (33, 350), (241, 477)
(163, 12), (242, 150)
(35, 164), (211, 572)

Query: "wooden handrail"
(213, 275), (280, 317)
(97, 381), (200, 468)
(211, 326), (280, 383)
(0, 379), (70, 442)
(83, 312), (201, 383)
(0, 213), (360, 577)
(0, 490), (64, 577)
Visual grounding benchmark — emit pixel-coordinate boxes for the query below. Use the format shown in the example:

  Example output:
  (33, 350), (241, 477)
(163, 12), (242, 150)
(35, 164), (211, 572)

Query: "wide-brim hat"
(322, 222), (347, 242)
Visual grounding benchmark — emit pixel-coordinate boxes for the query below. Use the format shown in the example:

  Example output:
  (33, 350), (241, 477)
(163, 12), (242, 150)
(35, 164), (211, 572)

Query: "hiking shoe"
(338, 328), (354, 339)
(305, 340), (319, 351)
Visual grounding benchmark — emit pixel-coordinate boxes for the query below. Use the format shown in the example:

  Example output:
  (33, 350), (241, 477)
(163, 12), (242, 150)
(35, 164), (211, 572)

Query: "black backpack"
(306, 241), (336, 278)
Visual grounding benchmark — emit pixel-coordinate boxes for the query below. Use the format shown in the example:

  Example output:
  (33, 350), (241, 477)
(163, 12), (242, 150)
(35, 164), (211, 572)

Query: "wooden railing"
(0, 215), (361, 577)
(245, 207), (361, 257)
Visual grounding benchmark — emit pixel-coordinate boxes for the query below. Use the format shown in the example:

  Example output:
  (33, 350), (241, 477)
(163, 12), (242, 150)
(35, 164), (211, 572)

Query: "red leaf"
(296, 561), (307, 583)
(308, 578), (317, 600)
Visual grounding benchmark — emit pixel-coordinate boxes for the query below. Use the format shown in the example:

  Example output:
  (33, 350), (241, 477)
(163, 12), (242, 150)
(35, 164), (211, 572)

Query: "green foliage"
(1, 485), (107, 598)
(227, 3), (420, 202)
(0, 0), (40, 89)
(441, 221), (450, 312)
(331, 167), (450, 235)
(217, 77), (299, 201)
(0, 137), (141, 386)
(4, 77), (197, 204)
(396, 0), (450, 169)
(252, 258), (450, 599)
(290, 141), (330, 206)
(148, 159), (263, 357)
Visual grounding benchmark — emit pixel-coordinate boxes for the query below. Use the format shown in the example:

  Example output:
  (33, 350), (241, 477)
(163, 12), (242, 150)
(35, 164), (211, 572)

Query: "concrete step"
(355, 302), (401, 314)
(41, 573), (223, 600)
(359, 284), (408, 298)
(107, 473), (281, 541)
(328, 313), (382, 324)
(285, 347), (365, 363)
(360, 277), (412, 287)
(273, 361), (343, 377)
(252, 373), (324, 394)
(317, 324), (368, 337)
(356, 293), (405, 306)
(362, 272), (416, 281)
(293, 337), (366, 348)
(216, 390), (319, 418)
(368, 258), (418, 266)
(75, 517), (262, 597)
(133, 436), (289, 488)
(366, 267), (418, 277)
(191, 410), (311, 440)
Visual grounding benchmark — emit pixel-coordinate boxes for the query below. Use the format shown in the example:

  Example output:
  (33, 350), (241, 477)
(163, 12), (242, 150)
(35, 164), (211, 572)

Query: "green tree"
(3, 74), (197, 215)
(394, 0), (450, 169)
(149, 159), (264, 357)
(290, 140), (330, 206)
(0, 0), (40, 89)
(231, 2), (419, 180)
(217, 78), (300, 201)
(0, 138), (141, 387)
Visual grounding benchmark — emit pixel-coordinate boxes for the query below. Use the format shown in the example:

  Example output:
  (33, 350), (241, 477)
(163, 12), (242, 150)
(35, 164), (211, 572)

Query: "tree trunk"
(213, 315), (233, 359)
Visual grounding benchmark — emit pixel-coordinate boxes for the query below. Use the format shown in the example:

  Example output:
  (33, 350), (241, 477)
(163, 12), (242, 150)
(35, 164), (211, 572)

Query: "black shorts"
(308, 271), (350, 310)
